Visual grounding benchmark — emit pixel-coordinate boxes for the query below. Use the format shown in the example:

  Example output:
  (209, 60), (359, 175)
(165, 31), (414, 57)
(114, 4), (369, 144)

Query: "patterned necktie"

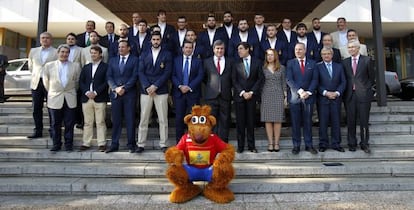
(300, 59), (305, 75)
(119, 56), (126, 74)
(244, 58), (250, 77)
(327, 63), (332, 78)
(183, 57), (189, 86)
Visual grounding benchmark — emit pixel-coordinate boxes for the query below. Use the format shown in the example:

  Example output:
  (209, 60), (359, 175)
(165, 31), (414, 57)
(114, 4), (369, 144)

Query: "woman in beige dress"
(260, 49), (286, 152)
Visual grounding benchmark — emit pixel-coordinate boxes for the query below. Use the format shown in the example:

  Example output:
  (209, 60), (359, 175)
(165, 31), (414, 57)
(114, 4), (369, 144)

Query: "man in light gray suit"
(27, 31), (58, 139)
(330, 17), (348, 49)
(65, 32), (82, 68)
(339, 29), (368, 59)
(81, 31), (108, 66)
(43, 44), (81, 152)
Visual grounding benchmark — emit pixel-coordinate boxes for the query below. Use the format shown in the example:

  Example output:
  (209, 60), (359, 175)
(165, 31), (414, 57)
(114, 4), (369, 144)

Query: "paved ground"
(0, 191), (413, 210)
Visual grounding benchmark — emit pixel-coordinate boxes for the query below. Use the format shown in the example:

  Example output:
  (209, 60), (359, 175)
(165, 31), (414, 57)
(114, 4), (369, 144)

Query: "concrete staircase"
(0, 101), (413, 195)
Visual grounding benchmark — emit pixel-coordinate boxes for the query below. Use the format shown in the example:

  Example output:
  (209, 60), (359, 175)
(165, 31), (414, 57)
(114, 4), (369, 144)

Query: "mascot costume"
(165, 105), (235, 203)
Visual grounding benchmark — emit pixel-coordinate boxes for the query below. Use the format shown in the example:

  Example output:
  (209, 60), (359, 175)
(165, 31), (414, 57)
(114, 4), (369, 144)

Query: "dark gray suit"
(203, 56), (233, 141)
(342, 55), (374, 148)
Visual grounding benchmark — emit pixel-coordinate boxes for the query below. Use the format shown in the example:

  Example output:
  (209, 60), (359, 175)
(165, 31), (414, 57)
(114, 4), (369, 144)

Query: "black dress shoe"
(319, 147), (327, 152)
(292, 147), (300, 155)
(249, 148), (258, 153)
(50, 146), (61, 152)
(135, 147), (145, 153)
(128, 149), (136, 153)
(361, 146), (371, 154)
(305, 147), (318, 154)
(79, 145), (90, 151)
(105, 148), (118, 153)
(237, 148), (244, 153)
(65, 147), (73, 152)
(98, 145), (106, 152)
(333, 147), (345, 152)
(161, 147), (168, 153)
(349, 147), (357, 152)
(75, 124), (84, 129)
(27, 133), (42, 139)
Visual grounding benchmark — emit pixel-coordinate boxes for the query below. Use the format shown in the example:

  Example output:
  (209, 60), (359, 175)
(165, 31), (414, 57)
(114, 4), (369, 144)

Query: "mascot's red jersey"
(176, 133), (228, 169)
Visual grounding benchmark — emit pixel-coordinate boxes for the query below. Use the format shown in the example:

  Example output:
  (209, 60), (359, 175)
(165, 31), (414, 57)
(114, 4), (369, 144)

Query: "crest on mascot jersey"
(189, 151), (211, 165)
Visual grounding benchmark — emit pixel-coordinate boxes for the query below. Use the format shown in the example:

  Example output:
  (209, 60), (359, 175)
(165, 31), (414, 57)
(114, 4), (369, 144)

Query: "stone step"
(0, 134), (413, 149)
(0, 176), (413, 195)
(1, 147), (413, 163)
(1, 123), (413, 137)
(0, 161), (412, 178)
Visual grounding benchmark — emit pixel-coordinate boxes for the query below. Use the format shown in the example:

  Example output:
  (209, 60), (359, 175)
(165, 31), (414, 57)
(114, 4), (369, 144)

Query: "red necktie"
(217, 57), (221, 74)
(300, 59), (305, 75)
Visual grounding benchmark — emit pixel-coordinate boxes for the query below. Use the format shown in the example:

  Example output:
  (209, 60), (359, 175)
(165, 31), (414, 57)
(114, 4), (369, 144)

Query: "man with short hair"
(184, 29), (206, 59)
(110, 24), (139, 58)
(137, 32), (172, 153)
(296, 23), (318, 60)
(339, 29), (368, 59)
(77, 20), (97, 47)
(317, 34), (342, 63)
(316, 47), (346, 153)
(342, 39), (374, 153)
(100, 21), (120, 51)
(156, 9), (176, 53)
(276, 18), (298, 62)
(217, 11), (238, 50)
(27, 32), (58, 139)
(228, 19), (260, 59)
(136, 19), (151, 56)
(81, 31), (108, 66)
(171, 40), (204, 142)
(106, 40), (139, 153)
(79, 46), (109, 152)
(286, 42), (318, 155)
(171, 16), (188, 55)
(198, 14), (226, 58)
(65, 33), (82, 68)
(128, 12), (142, 38)
(330, 17), (348, 49)
(43, 44), (81, 152)
(260, 24), (286, 64)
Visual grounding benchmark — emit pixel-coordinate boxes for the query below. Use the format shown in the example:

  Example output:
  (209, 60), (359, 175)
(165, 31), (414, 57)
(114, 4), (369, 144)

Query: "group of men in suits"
(25, 11), (374, 154)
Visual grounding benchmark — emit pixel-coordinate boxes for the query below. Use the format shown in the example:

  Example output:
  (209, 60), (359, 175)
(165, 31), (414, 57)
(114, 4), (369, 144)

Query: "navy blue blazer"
(171, 55), (204, 99)
(138, 48), (172, 94)
(286, 58), (318, 104)
(79, 61), (109, 103)
(303, 37), (319, 61)
(249, 26), (267, 47)
(198, 29), (227, 58)
(135, 33), (152, 56)
(316, 61), (346, 104)
(316, 47), (342, 63)
(260, 38), (287, 64)
(228, 33), (261, 59)
(276, 30), (298, 62)
(107, 55), (139, 98)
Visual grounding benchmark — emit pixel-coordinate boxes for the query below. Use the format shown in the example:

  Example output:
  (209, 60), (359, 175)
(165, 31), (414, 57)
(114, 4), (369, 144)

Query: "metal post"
(371, 0), (387, 106)
(36, 0), (50, 47)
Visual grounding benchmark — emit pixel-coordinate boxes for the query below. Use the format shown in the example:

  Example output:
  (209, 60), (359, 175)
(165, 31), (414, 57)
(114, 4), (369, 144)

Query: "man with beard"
(184, 29), (206, 59)
(228, 18), (260, 59)
(171, 16), (188, 56)
(65, 33), (82, 68)
(296, 23), (318, 60)
(137, 31), (172, 153)
(198, 14), (226, 58)
(307, 18), (326, 62)
(109, 24), (139, 58)
(260, 24), (286, 64)
(218, 11), (238, 53)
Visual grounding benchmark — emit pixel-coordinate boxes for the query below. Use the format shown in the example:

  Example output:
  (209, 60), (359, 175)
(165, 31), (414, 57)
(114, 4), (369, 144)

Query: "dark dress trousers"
(342, 55), (375, 148)
(286, 58), (318, 148)
(232, 57), (264, 151)
(316, 61), (346, 149)
(107, 55), (139, 151)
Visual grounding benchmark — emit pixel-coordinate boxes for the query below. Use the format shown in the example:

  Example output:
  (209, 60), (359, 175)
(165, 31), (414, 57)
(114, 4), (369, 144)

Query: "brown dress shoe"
(98, 145), (106, 152)
(79, 145), (90, 151)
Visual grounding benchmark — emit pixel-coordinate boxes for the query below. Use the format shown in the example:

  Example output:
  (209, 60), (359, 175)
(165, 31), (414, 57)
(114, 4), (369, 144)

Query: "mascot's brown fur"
(165, 105), (235, 203)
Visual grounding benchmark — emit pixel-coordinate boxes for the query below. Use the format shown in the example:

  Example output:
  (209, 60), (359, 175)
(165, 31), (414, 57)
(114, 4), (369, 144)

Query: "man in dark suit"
(217, 11), (238, 54)
(249, 13), (267, 59)
(277, 18), (298, 64)
(135, 19), (152, 56)
(0, 54), (9, 103)
(198, 14), (227, 58)
(172, 41), (204, 142)
(228, 19), (261, 59)
(316, 47), (346, 152)
(128, 12), (142, 39)
(203, 40), (233, 142)
(100, 21), (120, 53)
(316, 34), (342, 63)
(170, 16), (188, 56)
(260, 24), (286, 64)
(307, 18), (326, 61)
(106, 40), (139, 153)
(79, 46), (109, 152)
(156, 9), (176, 53)
(109, 24), (140, 58)
(296, 23), (318, 60)
(232, 42), (263, 153)
(76, 20), (96, 48)
(137, 31), (172, 153)
(286, 43), (318, 155)
(342, 39), (375, 153)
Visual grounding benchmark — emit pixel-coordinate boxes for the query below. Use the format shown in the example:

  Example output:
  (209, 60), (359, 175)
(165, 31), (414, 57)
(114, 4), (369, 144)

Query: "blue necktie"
(244, 58), (250, 77)
(183, 57), (189, 86)
(327, 63), (332, 78)
(119, 56), (126, 74)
